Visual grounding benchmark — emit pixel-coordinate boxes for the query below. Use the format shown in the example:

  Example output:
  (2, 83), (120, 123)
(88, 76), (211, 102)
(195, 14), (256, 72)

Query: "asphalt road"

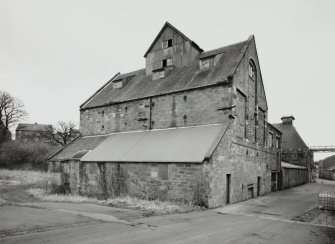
(1, 183), (335, 244)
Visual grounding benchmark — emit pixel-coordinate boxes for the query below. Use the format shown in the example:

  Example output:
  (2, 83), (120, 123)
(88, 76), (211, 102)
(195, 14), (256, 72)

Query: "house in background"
(16, 123), (53, 143)
(273, 116), (313, 189)
(49, 22), (281, 208)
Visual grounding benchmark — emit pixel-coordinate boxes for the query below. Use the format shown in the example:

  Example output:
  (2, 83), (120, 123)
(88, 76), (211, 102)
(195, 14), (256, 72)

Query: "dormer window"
(112, 80), (123, 89)
(249, 60), (256, 80)
(200, 56), (215, 70)
(162, 39), (173, 49)
(162, 58), (172, 67)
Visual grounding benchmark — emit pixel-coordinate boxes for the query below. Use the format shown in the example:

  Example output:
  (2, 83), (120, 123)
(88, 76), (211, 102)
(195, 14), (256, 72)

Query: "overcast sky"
(1, 0), (334, 160)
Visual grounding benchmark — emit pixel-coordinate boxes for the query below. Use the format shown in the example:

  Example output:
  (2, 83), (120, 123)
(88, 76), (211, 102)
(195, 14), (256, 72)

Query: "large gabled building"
(49, 22), (280, 208)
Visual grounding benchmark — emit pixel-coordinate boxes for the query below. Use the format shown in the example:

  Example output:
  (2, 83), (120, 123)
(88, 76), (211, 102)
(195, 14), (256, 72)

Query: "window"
(269, 132), (273, 147)
(162, 58), (172, 67)
(200, 57), (215, 70)
(112, 80), (123, 89)
(249, 60), (256, 80)
(162, 39), (173, 49)
(101, 110), (104, 117)
(101, 125), (104, 130)
(152, 70), (165, 80)
(276, 136), (280, 149)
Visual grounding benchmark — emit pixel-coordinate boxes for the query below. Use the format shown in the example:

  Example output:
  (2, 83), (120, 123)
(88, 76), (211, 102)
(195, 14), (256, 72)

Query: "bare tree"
(47, 121), (79, 146)
(0, 91), (28, 144)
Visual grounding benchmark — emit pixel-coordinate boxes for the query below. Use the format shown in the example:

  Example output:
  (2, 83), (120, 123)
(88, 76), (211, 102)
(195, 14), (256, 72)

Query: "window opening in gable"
(249, 60), (256, 80)
(162, 58), (172, 67)
(153, 70), (165, 80)
(162, 39), (173, 49)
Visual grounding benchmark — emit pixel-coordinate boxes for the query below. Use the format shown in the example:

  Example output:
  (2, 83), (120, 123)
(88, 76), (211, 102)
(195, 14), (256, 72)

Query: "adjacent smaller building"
(273, 116), (313, 188)
(16, 123), (53, 143)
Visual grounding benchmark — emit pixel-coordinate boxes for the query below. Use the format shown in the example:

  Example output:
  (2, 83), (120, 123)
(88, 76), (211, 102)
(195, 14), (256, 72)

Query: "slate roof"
(272, 123), (308, 150)
(81, 37), (252, 110)
(16, 123), (52, 132)
(322, 155), (335, 170)
(48, 135), (109, 161)
(82, 123), (231, 163)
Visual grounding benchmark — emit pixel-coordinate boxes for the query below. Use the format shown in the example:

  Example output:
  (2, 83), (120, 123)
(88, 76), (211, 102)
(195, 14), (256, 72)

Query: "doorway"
(257, 176), (261, 196)
(226, 174), (231, 204)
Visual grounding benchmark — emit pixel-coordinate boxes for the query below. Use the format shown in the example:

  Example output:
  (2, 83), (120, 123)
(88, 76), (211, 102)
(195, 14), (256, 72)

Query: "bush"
(0, 141), (54, 171)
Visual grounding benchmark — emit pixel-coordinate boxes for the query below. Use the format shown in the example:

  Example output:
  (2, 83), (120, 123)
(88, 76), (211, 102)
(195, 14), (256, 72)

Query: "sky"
(0, 0), (334, 160)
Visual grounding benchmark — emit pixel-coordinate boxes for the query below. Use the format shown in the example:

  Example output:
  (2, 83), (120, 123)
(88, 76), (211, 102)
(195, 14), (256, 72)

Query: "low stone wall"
(281, 168), (308, 190)
(319, 169), (335, 181)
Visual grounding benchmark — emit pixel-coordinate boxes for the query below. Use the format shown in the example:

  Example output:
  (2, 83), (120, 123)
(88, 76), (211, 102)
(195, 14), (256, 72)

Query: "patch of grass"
(27, 188), (200, 215)
(106, 196), (199, 215)
(26, 188), (100, 204)
(0, 169), (49, 186)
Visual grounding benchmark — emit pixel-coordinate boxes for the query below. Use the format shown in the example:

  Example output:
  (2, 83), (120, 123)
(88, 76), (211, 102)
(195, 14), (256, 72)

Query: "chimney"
(281, 115), (295, 125)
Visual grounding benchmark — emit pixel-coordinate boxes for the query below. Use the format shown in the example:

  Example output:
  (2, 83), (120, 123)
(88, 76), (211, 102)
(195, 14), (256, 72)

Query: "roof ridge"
(202, 39), (250, 54)
(230, 35), (254, 77)
(144, 21), (203, 57)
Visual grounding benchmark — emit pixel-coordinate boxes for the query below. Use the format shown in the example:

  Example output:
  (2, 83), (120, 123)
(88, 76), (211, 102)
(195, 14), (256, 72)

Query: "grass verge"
(0, 169), (49, 186)
(27, 188), (200, 215)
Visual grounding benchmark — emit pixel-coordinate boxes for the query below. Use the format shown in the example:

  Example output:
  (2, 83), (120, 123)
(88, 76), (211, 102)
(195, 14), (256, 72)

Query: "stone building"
(273, 116), (312, 187)
(49, 22), (281, 208)
(16, 123), (53, 143)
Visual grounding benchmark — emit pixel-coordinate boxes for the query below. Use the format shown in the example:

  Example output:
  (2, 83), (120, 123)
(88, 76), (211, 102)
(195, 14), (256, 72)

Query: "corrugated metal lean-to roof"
(81, 124), (228, 163)
(281, 161), (307, 170)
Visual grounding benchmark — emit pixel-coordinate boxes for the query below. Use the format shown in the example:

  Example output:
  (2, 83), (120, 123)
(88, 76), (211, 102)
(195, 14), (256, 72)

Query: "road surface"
(1, 183), (335, 243)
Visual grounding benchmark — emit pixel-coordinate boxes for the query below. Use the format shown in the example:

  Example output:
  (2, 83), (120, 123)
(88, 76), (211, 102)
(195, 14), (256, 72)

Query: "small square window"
(162, 39), (173, 49)
(152, 70), (165, 80)
(159, 70), (165, 79)
(200, 57), (215, 70)
(101, 125), (104, 130)
(113, 80), (123, 89)
(162, 58), (172, 67)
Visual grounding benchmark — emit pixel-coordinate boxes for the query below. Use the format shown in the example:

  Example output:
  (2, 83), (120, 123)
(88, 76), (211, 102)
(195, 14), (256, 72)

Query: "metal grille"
(319, 192), (335, 211)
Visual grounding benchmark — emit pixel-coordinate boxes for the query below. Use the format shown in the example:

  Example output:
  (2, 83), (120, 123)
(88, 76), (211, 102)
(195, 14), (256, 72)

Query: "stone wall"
(233, 37), (268, 145)
(49, 161), (207, 205)
(80, 85), (233, 136)
(281, 167), (308, 189)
